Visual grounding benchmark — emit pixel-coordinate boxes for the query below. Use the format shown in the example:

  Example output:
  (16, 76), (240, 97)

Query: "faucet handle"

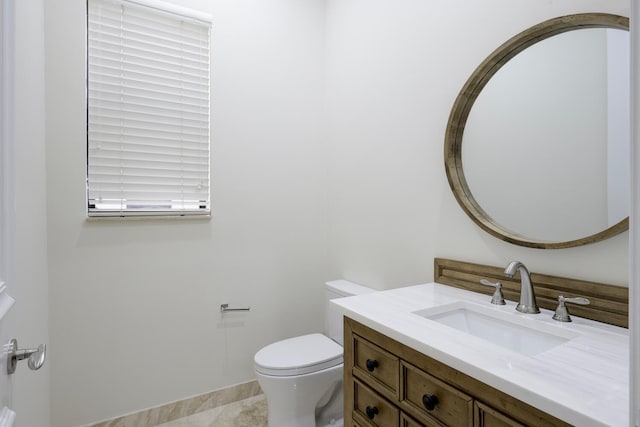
(552, 295), (590, 322)
(479, 279), (506, 305)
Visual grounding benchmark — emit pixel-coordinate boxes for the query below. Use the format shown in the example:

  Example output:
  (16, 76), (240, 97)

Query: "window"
(87, 0), (211, 217)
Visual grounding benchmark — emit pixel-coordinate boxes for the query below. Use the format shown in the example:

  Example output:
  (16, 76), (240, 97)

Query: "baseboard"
(88, 380), (262, 426)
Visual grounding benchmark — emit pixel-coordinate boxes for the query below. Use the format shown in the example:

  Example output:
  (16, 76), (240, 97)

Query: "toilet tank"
(325, 280), (375, 345)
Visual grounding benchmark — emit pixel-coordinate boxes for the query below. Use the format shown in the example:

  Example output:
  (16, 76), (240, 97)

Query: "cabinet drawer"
(353, 334), (399, 395)
(401, 411), (445, 427)
(401, 412), (423, 427)
(402, 411), (447, 427)
(474, 401), (525, 427)
(353, 378), (400, 426)
(401, 361), (473, 427)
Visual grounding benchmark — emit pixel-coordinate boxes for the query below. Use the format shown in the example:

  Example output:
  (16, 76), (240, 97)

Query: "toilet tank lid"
(254, 333), (342, 376)
(325, 280), (375, 297)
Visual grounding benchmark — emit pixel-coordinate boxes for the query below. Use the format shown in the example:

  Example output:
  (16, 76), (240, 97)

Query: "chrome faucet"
(504, 261), (540, 314)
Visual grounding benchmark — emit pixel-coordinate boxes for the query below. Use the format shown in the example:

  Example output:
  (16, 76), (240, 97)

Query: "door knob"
(6, 339), (46, 374)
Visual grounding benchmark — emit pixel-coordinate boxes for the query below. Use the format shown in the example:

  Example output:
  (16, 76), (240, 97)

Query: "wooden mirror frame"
(444, 13), (629, 249)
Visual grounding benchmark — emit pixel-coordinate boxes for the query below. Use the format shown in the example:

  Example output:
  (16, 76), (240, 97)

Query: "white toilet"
(254, 280), (374, 427)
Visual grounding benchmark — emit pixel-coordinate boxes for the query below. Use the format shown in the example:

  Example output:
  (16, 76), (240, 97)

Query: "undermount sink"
(413, 301), (579, 356)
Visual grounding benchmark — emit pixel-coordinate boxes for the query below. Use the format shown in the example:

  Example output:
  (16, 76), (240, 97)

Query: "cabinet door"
(474, 401), (524, 427)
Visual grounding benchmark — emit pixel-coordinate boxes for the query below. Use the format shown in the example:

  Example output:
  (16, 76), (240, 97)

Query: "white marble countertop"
(331, 282), (628, 427)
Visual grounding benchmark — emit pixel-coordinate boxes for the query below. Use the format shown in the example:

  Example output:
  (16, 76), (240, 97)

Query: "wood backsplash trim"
(434, 258), (628, 328)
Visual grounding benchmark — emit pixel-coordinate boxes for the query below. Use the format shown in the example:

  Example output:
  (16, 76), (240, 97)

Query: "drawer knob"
(365, 359), (379, 372)
(422, 393), (439, 411)
(365, 405), (379, 419)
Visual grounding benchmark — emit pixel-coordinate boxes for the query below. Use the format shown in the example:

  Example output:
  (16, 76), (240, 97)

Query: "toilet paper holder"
(220, 304), (251, 313)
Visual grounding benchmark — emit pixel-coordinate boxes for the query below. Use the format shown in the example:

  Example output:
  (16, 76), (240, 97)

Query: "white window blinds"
(87, 0), (211, 217)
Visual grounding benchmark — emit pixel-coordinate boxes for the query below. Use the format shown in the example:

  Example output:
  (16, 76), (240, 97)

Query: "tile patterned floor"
(155, 395), (267, 427)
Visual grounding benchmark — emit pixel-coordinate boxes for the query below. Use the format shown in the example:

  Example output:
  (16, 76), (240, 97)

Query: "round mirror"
(444, 13), (629, 249)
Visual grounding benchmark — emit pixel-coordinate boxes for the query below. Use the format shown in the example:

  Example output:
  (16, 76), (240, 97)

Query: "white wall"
(325, 0), (630, 289)
(13, 0), (50, 425)
(45, 0), (327, 425)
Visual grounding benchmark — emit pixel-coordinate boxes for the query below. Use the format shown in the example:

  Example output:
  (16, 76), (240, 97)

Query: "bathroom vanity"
(344, 317), (567, 427)
(332, 259), (629, 427)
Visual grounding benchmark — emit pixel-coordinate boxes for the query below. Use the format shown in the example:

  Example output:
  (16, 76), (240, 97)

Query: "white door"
(0, 295), (16, 423)
(0, 0), (16, 421)
(0, 1), (45, 424)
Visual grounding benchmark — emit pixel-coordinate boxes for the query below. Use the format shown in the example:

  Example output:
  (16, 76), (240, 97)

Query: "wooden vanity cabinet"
(344, 317), (571, 427)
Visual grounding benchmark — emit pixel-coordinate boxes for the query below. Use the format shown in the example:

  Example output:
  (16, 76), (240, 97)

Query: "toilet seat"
(254, 333), (343, 376)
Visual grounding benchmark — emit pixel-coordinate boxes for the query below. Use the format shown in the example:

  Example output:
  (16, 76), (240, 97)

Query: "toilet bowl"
(254, 280), (374, 427)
